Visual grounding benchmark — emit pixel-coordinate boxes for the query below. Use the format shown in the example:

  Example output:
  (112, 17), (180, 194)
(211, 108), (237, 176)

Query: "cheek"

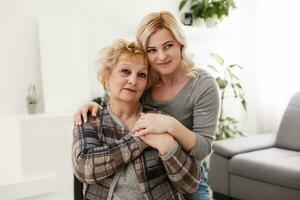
(139, 80), (148, 91)
(173, 48), (182, 59)
(147, 54), (156, 64)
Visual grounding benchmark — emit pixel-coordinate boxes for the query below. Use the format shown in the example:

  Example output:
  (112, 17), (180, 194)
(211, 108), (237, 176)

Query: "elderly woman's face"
(107, 55), (148, 104)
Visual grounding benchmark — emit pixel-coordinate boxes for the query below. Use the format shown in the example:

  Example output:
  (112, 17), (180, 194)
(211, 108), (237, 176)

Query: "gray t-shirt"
(111, 163), (143, 200)
(142, 68), (219, 161)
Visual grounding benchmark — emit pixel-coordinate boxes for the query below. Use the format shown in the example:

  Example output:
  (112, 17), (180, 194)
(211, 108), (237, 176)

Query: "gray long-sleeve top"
(142, 68), (220, 161)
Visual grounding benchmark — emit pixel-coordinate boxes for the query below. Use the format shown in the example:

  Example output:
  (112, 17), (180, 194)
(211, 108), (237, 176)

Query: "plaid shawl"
(72, 106), (200, 200)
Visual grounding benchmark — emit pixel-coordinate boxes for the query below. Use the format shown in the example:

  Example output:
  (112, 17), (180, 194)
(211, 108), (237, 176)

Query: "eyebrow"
(119, 62), (148, 70)
(147, 41), (174, 49)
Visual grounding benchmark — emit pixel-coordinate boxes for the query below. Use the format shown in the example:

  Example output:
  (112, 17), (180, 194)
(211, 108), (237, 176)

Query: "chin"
(157, 68), (176, 75)
(120, 96), (140, 103)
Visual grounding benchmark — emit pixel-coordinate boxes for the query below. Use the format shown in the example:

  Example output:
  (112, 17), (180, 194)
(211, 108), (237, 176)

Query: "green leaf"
(235, 83), (242, 89)
(179, 0), (188, 11)
(225, 116), (239, 123)
(227, 0), (237, 8)
(226, 68), (240, 81)
(224, 130), (231, 138)
(216, 78), (228, 89)
(230, 83), (238, 97)
(241, 99), (247, 111)
(236, 131), (244, 136)
(229, 64), (243, 70)
(210, 53), (224, 65)
(207, 64), (218, 72)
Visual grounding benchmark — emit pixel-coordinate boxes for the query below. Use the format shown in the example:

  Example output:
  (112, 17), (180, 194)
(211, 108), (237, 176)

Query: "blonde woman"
(74, 11), (219, 200)
(72, 39), (201, 200)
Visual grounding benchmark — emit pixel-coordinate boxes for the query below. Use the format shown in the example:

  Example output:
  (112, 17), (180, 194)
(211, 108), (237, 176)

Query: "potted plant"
(179, 0), (236, 27)
(207, 53), (246, 140)
(26, 84), (38, 114)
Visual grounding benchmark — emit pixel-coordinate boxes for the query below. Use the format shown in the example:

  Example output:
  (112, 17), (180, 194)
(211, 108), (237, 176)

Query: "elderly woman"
(72, 39), (201, 200)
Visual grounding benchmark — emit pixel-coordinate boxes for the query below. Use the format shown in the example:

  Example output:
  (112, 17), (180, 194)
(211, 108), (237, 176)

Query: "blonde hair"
(136, 11), (196, 77)
(97, 39), (156, 91)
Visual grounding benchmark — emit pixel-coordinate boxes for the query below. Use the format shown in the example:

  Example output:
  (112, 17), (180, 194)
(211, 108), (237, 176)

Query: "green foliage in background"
(179, 0), (236, 20)
(208, 53), (246, 140)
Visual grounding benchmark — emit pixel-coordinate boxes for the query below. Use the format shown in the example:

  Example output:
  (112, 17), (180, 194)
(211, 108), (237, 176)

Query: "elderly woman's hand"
(139, 133), (177, 156)
(73, 102), (101, 125)
(133, 113), (177, 137)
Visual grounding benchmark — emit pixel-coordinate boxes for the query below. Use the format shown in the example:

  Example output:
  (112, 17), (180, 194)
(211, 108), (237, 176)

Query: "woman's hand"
(133, 113), (176, 137)
(139, 133), (177, 156)
(134, 112), (197, 152)
(73, 102), (101, 125)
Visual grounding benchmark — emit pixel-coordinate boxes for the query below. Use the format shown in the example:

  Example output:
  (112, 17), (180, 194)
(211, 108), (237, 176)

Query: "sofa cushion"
(276, 91), (300, 151)
(229, 147), (300, 190)
(212, 133), (276, 158)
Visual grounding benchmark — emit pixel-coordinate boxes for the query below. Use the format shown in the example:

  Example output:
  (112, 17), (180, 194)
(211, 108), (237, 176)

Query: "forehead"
(116, 55), (148, 70)
(147, 28), (176, 46)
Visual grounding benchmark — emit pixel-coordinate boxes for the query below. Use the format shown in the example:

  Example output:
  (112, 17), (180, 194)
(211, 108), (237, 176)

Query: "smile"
(156, 60), (171, 66)
(123, 88), (137, 92)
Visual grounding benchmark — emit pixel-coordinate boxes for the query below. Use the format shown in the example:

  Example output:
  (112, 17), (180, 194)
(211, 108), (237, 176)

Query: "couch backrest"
(276, 91), (300, 151)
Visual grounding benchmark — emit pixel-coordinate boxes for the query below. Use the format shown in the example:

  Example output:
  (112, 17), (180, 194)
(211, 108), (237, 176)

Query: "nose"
(158, 50), (167, 61)
(128, 74), (137, 86)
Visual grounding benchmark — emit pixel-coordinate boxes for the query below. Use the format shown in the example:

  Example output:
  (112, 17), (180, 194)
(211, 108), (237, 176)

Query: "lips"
(156, 60), (171, 66)
(123, 88), (137, 92)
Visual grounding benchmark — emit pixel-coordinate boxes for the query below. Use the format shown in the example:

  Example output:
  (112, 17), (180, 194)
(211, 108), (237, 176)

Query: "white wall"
(0, 0), (181, 117)
(0, 0), (256, 132)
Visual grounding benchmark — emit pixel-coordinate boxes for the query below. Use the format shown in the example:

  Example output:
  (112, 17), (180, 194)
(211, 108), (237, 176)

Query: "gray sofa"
(208, 91), (300, 200)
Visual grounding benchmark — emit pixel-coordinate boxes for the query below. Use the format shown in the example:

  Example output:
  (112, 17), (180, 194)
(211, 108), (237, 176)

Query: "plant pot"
(205, 16), (218, 28)
(27, 104), (37, 114)
(193, 18), (204, 27)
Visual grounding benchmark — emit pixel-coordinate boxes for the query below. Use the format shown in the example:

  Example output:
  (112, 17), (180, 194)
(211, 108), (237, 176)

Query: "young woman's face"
(146, 28), (182, 76)
(107, 56), (148, 104)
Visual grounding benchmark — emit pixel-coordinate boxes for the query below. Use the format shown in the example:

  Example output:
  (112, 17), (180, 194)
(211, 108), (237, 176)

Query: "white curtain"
(250, 0), (300, 133)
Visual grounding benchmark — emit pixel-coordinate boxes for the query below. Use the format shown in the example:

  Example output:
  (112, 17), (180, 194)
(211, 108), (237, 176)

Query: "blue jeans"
(183, 164), (211, 200)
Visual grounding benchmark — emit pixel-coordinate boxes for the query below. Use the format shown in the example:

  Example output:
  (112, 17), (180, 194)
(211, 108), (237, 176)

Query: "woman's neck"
(159, 68), (188, 87)
(109, 99), (141, 129)
(152, 68), (191, 101)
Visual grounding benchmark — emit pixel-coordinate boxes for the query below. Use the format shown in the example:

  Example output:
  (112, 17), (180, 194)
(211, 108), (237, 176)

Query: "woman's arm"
(72, 114), (146, 184)
(134, 77), (219, 161)
(140, 133), (201, 193)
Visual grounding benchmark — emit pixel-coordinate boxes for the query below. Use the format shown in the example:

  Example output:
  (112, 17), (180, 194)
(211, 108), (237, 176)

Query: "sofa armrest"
(212, 133), (276, 158)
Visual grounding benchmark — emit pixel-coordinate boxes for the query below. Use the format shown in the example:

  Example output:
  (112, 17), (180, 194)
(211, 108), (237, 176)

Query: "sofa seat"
(229, 147), (300, 190)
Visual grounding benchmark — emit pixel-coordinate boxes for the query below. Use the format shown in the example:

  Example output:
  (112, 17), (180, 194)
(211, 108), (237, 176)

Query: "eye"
(147, 48), (156, 54)
(164, 43), (173, 49)
(120, 68), (130, 75)
(138, 72), (147, 79)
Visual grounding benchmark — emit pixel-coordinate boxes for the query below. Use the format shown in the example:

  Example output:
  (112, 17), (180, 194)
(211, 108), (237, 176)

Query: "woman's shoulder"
(193, 68), (214, 80)
(192, 68), (218, 90)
